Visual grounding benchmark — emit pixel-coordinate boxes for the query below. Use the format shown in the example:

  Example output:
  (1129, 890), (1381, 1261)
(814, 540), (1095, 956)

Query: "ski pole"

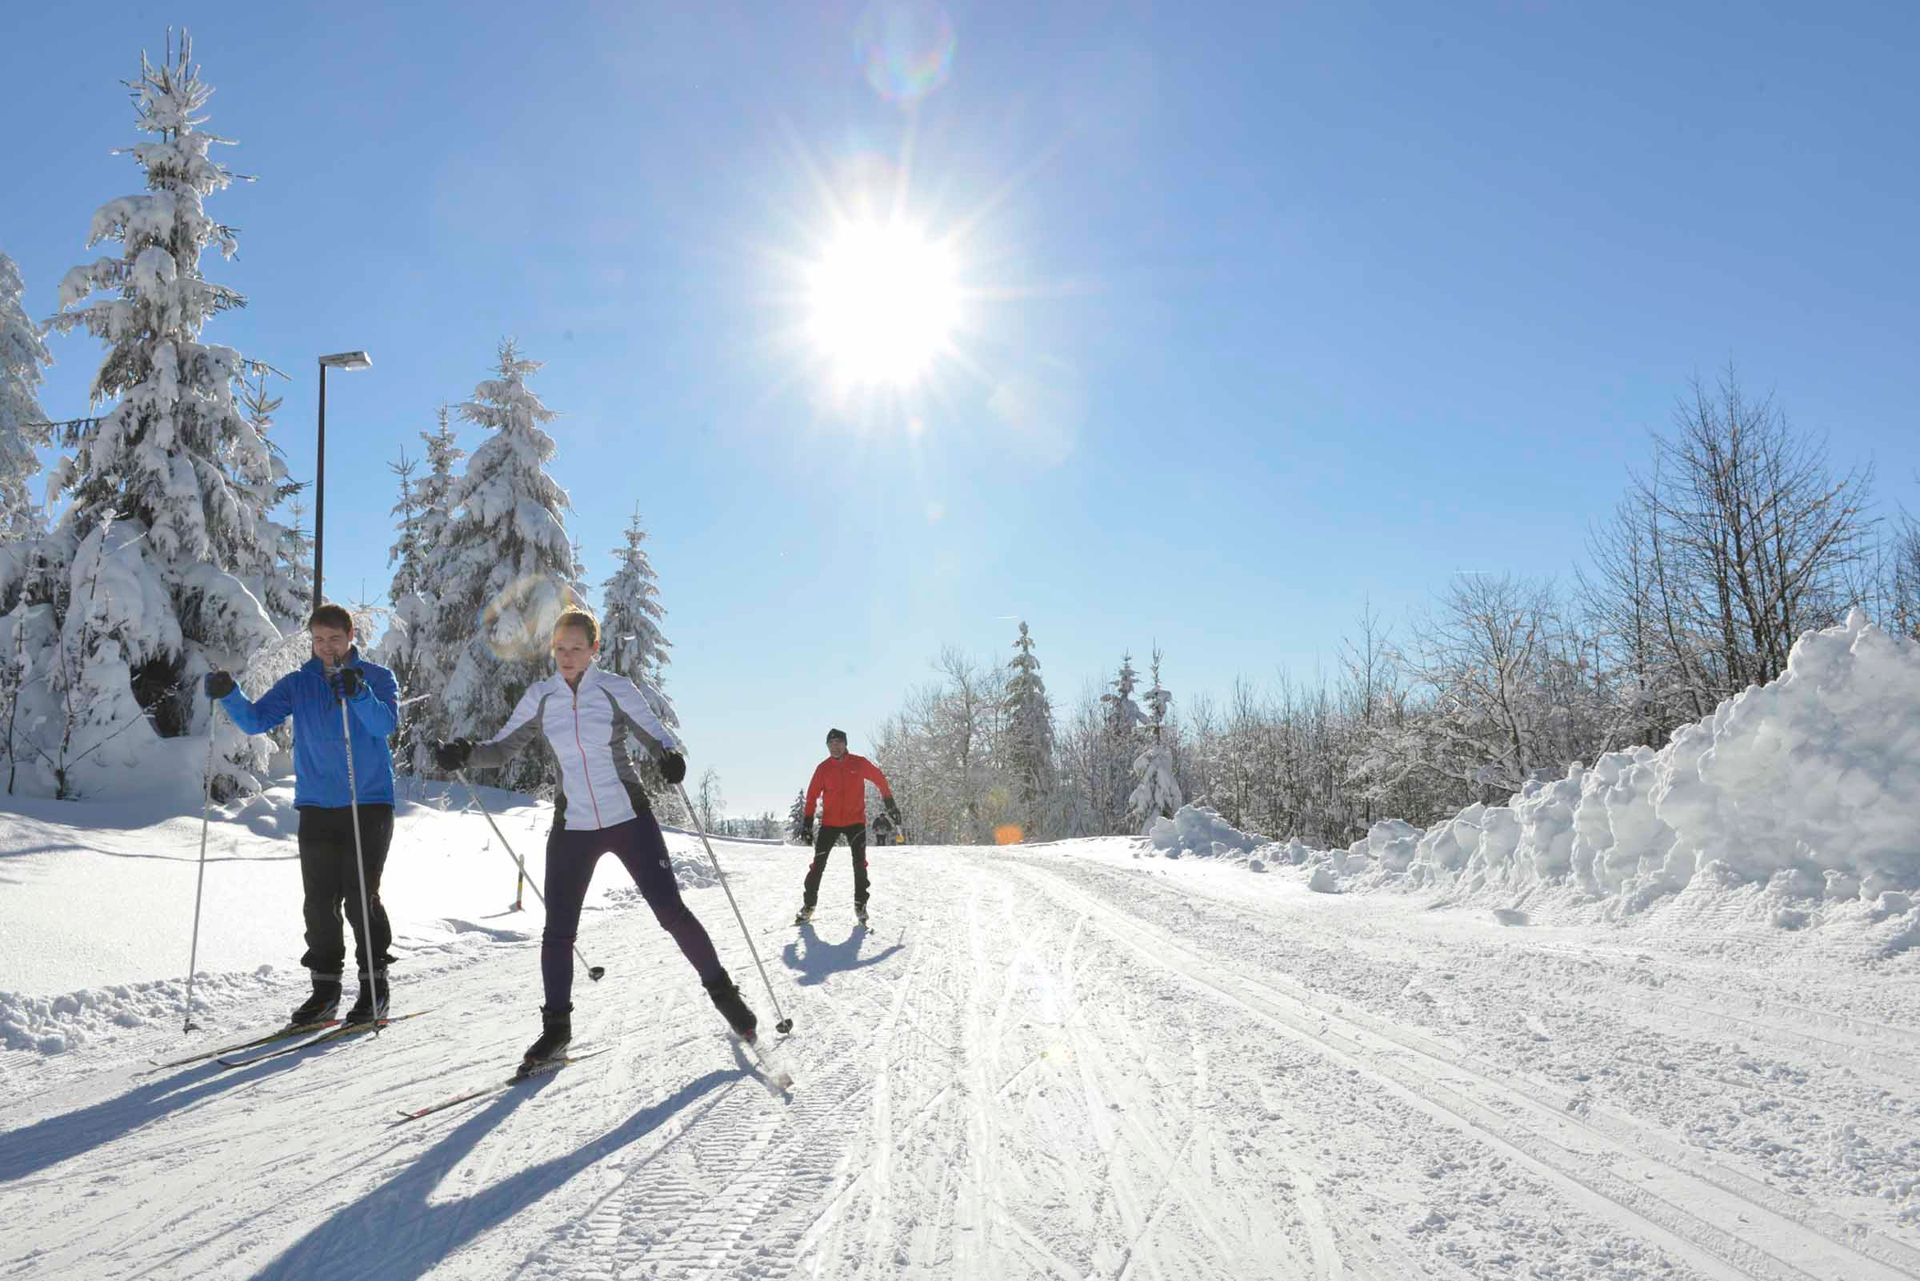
(181, 728), (217, 1032)
(456, 768), (604, 981)
(676, 782), (793, 1034)
(340, 689), (384, 1034)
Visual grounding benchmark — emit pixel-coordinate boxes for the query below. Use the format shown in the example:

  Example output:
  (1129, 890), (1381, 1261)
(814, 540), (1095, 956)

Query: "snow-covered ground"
(3, 786), (1917, 1280)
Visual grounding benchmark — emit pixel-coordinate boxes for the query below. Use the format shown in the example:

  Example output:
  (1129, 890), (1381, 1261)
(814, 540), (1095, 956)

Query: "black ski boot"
(855, 902), (869, 926)
(793, 903), (814, 926)
(290, 971), (342, 1026)
(344, 969), (389, 1025)
(523, 1005), (572, 1067)
(704, 974), (759, 1042)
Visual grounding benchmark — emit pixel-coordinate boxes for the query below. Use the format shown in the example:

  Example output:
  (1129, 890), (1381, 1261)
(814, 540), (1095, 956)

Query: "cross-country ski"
(143, 1021), (341, 1072)
(394, 1047), (615, 1124)
(216, 1011), (431, 1069)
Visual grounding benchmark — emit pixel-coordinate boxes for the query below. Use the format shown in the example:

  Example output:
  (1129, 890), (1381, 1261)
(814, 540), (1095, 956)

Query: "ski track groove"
(1010, 856), (1918, 1281)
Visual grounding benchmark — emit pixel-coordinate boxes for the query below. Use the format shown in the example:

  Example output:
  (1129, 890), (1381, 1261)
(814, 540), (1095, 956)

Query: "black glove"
(204, 670), (235, 699)
(658, 751), (687, 785)
(884, 796), (902, 823)
(433, 737), (473, 770)
(333, 667), (365, 700)
(801, 819), (815, 844)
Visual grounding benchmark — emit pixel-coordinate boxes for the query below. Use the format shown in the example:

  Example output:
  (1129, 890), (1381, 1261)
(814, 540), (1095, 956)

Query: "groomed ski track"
(3, 837), (1916, 1281)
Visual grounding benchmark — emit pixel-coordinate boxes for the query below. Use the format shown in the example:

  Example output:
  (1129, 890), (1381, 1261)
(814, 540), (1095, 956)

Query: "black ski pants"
(296, 803), (394, 976)
(803, 823), (869, 908)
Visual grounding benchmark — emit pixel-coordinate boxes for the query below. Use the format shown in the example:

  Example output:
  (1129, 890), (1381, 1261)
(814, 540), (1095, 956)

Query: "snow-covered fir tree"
(22, 35), (281, 794)
(381, 452), (428, 773)
(1097, 653), (1144, 831)
(598, 502), (679, 784)
(379, 408), (464, 775)
(1001, 620), (1056, 837)
(788, 790), (808, 842)
(415, 409), (463, 568)
(387, 452), (423, 601)
(601, 504), (670, 684)
(1128, 647), (1182, 832)
(0, 253), (54, 542)
(432, 341), (582, 789)
(234, 368), (308, 626)
(283, 498), (313, 606)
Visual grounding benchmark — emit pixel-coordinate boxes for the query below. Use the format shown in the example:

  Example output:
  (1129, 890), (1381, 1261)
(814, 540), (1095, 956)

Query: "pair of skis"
(145, 1011), (429, 1072)
(394, 1029), (796, 1126)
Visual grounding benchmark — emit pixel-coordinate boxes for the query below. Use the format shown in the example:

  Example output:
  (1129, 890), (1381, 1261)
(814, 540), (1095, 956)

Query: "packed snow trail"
(2, 833), (1917, 1280)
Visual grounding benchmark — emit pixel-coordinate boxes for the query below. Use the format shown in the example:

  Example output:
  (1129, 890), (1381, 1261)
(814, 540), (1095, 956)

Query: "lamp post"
(314, 350), (372, 610)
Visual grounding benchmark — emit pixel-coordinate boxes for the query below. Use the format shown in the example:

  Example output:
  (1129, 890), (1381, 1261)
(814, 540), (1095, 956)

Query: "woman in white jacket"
(434, 607), (757, 1067)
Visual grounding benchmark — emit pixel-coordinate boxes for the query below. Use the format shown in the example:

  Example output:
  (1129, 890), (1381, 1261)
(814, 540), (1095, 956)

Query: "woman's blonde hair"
(552, 606), (600, 648)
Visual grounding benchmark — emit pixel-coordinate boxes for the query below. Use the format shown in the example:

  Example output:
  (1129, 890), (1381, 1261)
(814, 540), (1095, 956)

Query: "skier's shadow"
(781, 922), (906, 987)
(250, 1067), (739, 1281)
(0, 1046), (328, 1184)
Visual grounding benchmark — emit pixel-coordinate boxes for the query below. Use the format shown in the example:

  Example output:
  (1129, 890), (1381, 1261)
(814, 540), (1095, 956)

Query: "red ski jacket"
(803, 753), (893, 828)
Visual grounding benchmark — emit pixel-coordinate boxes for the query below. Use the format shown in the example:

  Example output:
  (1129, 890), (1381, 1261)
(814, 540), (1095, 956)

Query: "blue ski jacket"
(217, 649), (400, 808)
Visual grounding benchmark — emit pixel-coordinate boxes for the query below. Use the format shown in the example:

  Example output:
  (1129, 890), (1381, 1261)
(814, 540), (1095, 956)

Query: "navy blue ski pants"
(541, 814), (723, 1008)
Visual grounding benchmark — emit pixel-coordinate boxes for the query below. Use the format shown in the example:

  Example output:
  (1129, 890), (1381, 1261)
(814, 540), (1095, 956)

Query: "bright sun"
(806, 220), (959, 389)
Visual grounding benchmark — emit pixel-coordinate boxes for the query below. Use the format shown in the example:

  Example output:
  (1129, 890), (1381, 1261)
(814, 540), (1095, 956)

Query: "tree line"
(873, 372), (1919, 847)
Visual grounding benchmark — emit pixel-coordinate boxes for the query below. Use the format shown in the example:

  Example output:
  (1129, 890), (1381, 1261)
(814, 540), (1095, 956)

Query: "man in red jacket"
(797, 728), (900, 925)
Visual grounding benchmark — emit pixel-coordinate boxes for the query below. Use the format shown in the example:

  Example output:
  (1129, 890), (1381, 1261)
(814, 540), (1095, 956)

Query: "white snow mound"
(1339, 611), (1920, 909)
(1146, 804), (1274, 868)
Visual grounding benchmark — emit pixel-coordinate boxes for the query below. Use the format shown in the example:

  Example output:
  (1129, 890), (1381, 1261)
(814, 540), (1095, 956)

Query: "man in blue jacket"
(206, 603), (402, 1026)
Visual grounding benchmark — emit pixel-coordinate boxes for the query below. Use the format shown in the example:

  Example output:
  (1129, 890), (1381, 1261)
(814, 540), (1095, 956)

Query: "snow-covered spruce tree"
(599, 502), (679, 787)
(788, 789), (807, 842)
(602, 504), (670, 684)
(1128, 646), (1182, 833)
(379, 450), (429, 774)
(0, 253), (54, 542)
(234, 368), (308, 627)
(388, 408), (465, 774)
(432, 341), (582, 790)
(1096, 653), (1143, 832)
(1001, 620), (1056, 838)
(38, 35), (280, 793)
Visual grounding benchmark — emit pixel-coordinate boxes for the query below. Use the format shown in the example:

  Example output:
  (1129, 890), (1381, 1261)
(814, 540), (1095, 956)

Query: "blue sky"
(6, 1), (1917, 814)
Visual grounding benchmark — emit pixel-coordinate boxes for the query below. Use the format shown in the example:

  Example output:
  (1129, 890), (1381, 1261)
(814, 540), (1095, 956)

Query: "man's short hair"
(308, 603), (354, 635)
(553, 606), (600, 647)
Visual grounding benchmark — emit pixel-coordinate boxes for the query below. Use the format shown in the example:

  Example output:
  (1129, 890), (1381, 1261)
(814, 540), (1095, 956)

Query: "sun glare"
(806, 220), (959, 388)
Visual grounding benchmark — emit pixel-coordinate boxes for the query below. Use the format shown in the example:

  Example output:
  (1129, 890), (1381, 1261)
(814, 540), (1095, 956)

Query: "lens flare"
(480, 574), (587, 662)
(854, 0), (956, 104)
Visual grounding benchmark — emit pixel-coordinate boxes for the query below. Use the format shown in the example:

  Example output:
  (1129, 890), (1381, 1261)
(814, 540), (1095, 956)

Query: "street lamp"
(314, 350), (372, 610)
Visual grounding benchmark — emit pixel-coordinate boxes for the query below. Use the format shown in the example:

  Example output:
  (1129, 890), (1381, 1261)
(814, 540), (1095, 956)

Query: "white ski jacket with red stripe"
(471, 667), (683, 831)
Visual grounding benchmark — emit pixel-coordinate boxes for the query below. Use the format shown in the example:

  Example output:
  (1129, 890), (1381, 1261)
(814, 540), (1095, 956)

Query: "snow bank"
(0, 971), (273, 1055)
(1144, 804), (1279, 870)
(1315, 612), (1920, 919)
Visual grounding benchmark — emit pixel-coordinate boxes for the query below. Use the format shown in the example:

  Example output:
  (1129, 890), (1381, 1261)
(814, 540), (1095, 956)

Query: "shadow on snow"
(250, 1067), (741, 1281)
(0, 1044), (334, 1184)
(781, 922), (906, 987)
